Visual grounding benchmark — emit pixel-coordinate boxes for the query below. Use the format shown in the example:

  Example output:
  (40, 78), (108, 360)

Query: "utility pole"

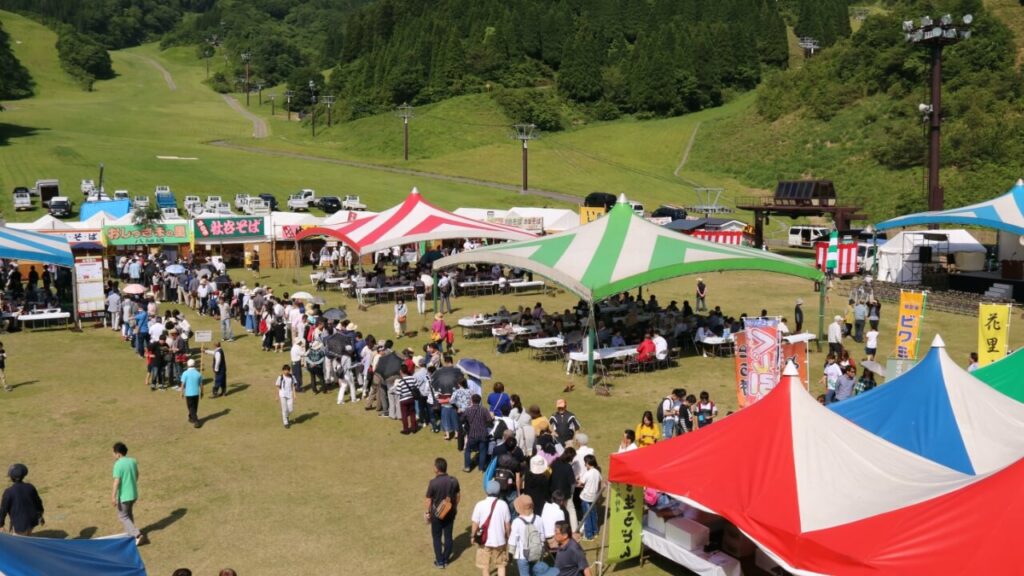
(512, 123), (537, 192)
(904, 14), (972, 215)
(241, 50), (251, 107)
(255, 82), (263, 106)
(270, 94), (276, 116)
(309, 80), (317, 138)
(284, 90), (293, 121)
(323, 95), (335, 127)
(397, 104), (414, 160)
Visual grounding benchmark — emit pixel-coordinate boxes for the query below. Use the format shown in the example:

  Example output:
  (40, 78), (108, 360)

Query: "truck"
(155, 190), (177, 209)
(13, 187), (33, 211)
(243, 198), (270, 216)
(113, 190), (130, 201)
(287, 188), (316, 211)
(133, 196), (150, 209)
(33, 179), (60, 207)
(49, 196), (73, 218)
(155, 185), (171, 195)
(81, 179), (96, 195)
(233, 193), (251, 210)
(341, 195), (366, 211)
(205, 196), (223, 211)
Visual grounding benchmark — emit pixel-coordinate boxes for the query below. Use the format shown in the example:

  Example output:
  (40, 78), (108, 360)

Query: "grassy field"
(0, 261), (1014, 576)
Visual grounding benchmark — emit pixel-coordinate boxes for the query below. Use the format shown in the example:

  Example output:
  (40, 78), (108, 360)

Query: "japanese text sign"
(104, 223), (189, 246)
(607, 482), (643, 564)
(977, 303), (1011, 367)
(194, 217), (265, 239)
(894, 290), (926, 359)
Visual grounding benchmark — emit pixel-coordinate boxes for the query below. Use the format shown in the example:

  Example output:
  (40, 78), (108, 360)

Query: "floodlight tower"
(397, 104), (414, 160)
(241, 50), (251, 106)
(308, 80), (317, 138)
(903, 13), (972, 214)
(284, 90), (293, 121)
(323, 95), (336, 127)
(255, 81), (264, 106)
(269, 93), (276, 116)
(512, 123), (538, 192)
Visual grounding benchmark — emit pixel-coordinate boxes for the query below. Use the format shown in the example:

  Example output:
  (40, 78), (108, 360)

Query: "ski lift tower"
(685, 187), (732, 219)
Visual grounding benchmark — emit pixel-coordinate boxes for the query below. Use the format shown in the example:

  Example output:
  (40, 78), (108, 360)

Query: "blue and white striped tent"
(876, 179), (1024, 234)
(0, 225), (74, 267)
(830, 335), (1024, 475)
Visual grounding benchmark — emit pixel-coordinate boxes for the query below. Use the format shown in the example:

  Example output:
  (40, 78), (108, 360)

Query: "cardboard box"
(708, 551), (742, 573)
(664, 516), (709, 551)
(722, 524), (756, 557)
(646, 510), (666, 534)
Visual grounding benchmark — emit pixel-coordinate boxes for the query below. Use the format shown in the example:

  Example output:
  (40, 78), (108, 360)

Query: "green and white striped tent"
(434, 196), (825, 386)
(435, 196), (823, 302)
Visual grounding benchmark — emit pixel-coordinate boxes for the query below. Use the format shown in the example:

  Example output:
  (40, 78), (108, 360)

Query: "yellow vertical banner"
(978, 304), (1012, 367)
(894, 290), (926, 359)
(580, 206), (606, 224)
(606, 482), (643, 564)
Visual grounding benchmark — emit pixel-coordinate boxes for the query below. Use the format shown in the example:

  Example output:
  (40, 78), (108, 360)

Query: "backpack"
(494, 467), (515, 492)
(656, 397), (671, 423)
(515, 516), (544, 563)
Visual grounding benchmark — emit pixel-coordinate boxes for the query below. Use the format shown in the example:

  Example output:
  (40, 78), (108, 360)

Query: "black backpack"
(656, 397), (671, 423)
(494, 467), (515, 492)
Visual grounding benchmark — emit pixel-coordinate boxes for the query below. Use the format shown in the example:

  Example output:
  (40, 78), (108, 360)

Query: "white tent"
(877, 229), (986, 284)
(452, 207), (509, 222)
(322, 210), (376, 226)
(76, 211), (120, 229)
(270, 211), (322, 240)
(505, 207), (578, 232)
(8, 214), (74, 231)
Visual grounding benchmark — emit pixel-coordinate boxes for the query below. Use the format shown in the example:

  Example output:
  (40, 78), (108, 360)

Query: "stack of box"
(664, 516), (709, 551)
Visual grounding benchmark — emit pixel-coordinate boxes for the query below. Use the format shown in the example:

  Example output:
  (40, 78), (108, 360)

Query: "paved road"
(221, 95), (269, 139)
(138, 56), (176, 91)
(208, 141), (579, 204)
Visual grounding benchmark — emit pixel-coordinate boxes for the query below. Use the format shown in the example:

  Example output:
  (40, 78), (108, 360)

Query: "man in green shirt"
(111, 442), (143, 545)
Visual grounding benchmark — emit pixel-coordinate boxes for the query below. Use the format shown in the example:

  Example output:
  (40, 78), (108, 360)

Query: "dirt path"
(138, 55), (176, 91)
(221, 95), (269, 139)
(674, 121), (701, 180)
(208, 141), (579, 204)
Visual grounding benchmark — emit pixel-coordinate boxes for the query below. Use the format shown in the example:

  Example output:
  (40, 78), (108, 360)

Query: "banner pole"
(596, 491), (612, 575)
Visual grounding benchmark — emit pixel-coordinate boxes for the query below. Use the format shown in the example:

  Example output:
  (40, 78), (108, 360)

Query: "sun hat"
(834, 315), (843, 321)
(485, 480), (501, 496)
(555, 399), (567, 409)
(796, 298), (804, 305)
(187, 359), (195, 367)
(530, 454), (548, 475)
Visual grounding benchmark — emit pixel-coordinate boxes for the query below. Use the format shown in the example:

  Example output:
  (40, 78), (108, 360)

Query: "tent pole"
(587, 305), (596, 388)
(293, 239), (298, 284)
(817, 279), (826, 352)
(595, 493), (612, 575)
(70, 263), (82, 330)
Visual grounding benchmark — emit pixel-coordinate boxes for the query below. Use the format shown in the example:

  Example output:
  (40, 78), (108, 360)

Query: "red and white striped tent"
(815, 240), (858, 275)
(691, 230), (746, 245)
(294, 188), (536, 254)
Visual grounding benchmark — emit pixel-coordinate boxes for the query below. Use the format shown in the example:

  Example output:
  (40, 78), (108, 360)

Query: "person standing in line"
(107, 289), (122, 331)
(219, 297), (234, 342)
(290, 339), (306, 393)
(413, 277), (427, 316)
(508, 494), (547, 576)
(111, 442), (143, 545)
(0, 463), (44, 535)
(864, 325), (879, 361)
(306, 340), (326, 395)
(853, 299), (868, 343)
(793, 298), (804, 333)
(275, 364), (296, 429)
(471, 480), (511, 576)
(0, 341), (8, 393)
(425, 457), (461, 569)
(396, 364), (419, 435)
(835, 364), (858, 402)
(827, 315), (844, 358)
(394, 298), (408, 339)
(180, 359), (204, 428)
(868, 299), (881, 331)
(461, 394), (494, 473)
(695, 278), (708, 312)
(205, 341), (227, 398)
(577, 454), (602, 541)
(549, 399), (581, 443)
(820, 354), (842, 405)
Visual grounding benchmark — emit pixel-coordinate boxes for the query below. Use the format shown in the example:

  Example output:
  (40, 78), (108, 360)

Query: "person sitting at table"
(596, 322), (611, 347)
(652, 330), (669, 363)
(497, 274), (508, 294)
(681, 300), (694, 317)
(495, 321), (515, 354)
(778, 317), (790, 335)
(624, 308), (638, 329)
(610, 329), (626, 348)
(532, 302), (546, 322)
(665, 300), (679, 313)
(646, 295), (660, 312)
(695, 322), (712, 358)
(636, 331), (656, 363)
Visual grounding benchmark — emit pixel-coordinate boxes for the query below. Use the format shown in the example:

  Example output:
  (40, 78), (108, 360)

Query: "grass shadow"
(226, 383), (250, 396)
(141, 507), (187, 538)
(449, 529), (472, 563)
(33, 529), (69, 539)
(292, 411), (319, 425)
(199, 408), (230, 425)
(74, 526), (98, 540)
(0, 123), (45, 147)
(10, 380), (39, 390)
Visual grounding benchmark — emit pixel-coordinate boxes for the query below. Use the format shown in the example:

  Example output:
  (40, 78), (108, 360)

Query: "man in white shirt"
(572, 433), (595, 480)
(828, 315), (844, 357)
(508, 494), (546, 576)
(821, 354), (842, 405)
(617, 430), (638, 453)
(275, 364), (296, 428)
(652, 330), (669, 361)
(471, 480), (511, 576)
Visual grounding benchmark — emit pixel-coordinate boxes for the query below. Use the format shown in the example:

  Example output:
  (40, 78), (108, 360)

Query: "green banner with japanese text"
(607, 482), (643, 564)
(103, 223), (190, 246)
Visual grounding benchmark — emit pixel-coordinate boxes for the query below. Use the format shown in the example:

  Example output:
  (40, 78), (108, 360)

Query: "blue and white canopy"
(0, 533), (146, 576)
(875, 179), (1024, 234)
(830, 335), (1024, 475)
(0, 225), (74, 267)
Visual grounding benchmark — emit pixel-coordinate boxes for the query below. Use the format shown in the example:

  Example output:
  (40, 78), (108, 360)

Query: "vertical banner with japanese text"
(741, 317), (781, 406)
(733, 332), (749, 408)
(606, 482), (642, 564)
(780, 341), (809, 389)
(894, 291), (926, 359)
(978, 304), (1012, 367)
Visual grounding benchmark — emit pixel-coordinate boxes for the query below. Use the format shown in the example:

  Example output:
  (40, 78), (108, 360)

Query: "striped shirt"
(395, 375), (418, 402)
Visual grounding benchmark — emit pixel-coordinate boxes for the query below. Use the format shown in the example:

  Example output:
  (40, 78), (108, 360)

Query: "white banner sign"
(194, 330), (213, 343)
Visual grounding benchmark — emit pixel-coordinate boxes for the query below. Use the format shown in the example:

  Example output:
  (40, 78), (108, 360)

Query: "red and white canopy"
(294, 188), (535, 254)
(609, 369), (1024, 575)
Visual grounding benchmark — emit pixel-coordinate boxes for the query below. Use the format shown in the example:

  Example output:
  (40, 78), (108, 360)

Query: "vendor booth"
(191, 215), (269, 268)
(875, 229), (985, 284)
(102, 217), (192, 263)
(271, 211), (321, 268)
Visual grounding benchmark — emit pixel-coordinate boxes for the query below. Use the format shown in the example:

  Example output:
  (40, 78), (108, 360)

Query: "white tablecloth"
(566, 345), (637, 373)
(458, 316), (502, 328)
(528, 336), (564, 349)
(783, 332), (816, 344)
(642, 529), (742, 576)
(509, 280), (545, 292)
(357, 286), (413, 297)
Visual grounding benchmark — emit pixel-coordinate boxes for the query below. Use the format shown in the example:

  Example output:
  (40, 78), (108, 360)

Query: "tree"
(0, 21), (33, 101)
(285, 66), (325, 111)
(558, 18), (603, 102)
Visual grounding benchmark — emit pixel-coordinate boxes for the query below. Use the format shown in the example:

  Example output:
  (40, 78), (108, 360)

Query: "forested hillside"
(0, 19), (32, 102)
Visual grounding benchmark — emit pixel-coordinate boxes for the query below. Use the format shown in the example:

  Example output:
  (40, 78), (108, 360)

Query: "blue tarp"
(0, 533), (146, 576)
(876, 179), (1024, 235)
(0, 226), (74, 267)
(80, 200), (131, 221)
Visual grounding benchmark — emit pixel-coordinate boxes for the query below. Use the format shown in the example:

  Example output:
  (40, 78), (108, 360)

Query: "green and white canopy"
(434, 195), (823, 302)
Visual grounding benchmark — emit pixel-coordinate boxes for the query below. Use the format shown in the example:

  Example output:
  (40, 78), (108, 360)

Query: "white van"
(788, 225), (830, 248)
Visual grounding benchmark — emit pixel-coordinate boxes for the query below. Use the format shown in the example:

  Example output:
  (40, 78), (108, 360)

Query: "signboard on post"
(104, 223), (190, 246)
(894, 290), (926, 359)
(194, 330), (213, 343)
(74, 256), (105, 317)
(606, 482), (642, 564)
(977, 303), (1012, 367)
(193, 217), (266, 240)
(739, 317), (781, 407)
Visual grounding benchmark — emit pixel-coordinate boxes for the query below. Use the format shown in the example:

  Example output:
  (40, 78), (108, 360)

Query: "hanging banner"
(894, 290), (926, 359)
(733, 332), (749, 408)
(780, 341), (809, 388)
(978, 303), (1012, 367)
(74, 256), (105, 316)
(193, 217), (266, 240)
(606, 482), (643, 564)
(580, 207), (606, 224)
(104, 223), (190, 246)
(741, 317), (781, 406)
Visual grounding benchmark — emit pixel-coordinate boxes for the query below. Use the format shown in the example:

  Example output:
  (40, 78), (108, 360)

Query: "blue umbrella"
(457, 358), (492, 380)
(165, 264), (185, 274)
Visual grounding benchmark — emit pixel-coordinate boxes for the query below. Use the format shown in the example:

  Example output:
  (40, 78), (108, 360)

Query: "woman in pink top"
(431, 313), (448, 344)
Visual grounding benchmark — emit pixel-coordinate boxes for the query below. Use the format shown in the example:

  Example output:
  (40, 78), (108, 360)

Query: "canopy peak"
(618, 192), (628, 204)
(411, 187), (420, 195)
(931, 334), (946, 348)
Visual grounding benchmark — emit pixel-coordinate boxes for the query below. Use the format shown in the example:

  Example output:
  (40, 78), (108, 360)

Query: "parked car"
(13, 187), (33, 211)
(258, 193), (279, 211)
(243, 198), (270, 216)
(156, 190), (176, 209)
(81, 179), (95, 195)
(627, 200), (645, 216)
(341, 195), (366, 210)
(651, 205), (688, 221)
(584, 192), (617, 210)
(86, 190), (112, 202)
(34, 179), (60, 207)
(788, 225), (830, 248)
(133, 196), (150, 209)
(287, 189), (316, 211)
(161, 207), (181, 219)
(205, 196), (223, 211)
(113, 190), (130, 201)
(234, 193), (251, 210)
(318, 196), (342, 214)
(49, 196), (73, 218)
(154, 185), (171, 195)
